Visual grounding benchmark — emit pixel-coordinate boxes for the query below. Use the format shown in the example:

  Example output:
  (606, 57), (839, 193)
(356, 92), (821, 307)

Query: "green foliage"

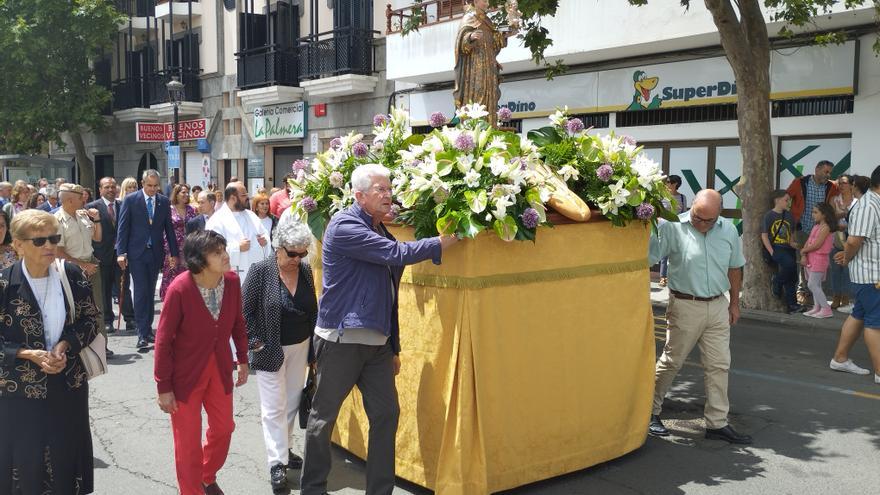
(0, 0), (123, 154)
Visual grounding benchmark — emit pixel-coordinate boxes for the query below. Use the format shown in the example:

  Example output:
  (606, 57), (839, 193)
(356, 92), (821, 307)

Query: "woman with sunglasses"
(242, 218), (317, 492)
(0, 209), (101, 494)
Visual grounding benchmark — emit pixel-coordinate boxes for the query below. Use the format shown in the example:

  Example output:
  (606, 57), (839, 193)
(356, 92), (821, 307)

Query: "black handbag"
(299, 366), (316, 429)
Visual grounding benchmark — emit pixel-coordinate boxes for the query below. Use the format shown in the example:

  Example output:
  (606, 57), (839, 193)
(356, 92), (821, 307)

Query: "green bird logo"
(627, 70), (663, 111)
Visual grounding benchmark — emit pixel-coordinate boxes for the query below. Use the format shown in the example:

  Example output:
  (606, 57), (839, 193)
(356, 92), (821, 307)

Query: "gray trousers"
(300, 337), (400, 495)
(795, 230), (810, 295)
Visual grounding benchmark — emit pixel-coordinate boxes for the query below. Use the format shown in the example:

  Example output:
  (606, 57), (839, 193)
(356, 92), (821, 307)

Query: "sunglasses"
(283, 248), (308, 259)
(22, 235), (62, 247)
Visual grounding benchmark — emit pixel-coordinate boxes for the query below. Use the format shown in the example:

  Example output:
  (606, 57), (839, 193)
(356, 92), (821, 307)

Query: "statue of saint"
(453, 0), (518, 127)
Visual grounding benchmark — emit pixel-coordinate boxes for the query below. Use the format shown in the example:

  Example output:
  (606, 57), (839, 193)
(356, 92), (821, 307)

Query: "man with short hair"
(55, 183), (112, 356)
(269, 173), (295, 218)
(786, 161), (840, 304)
(300, 164), (460, 495)
(186, 190), (217, 234)
(117, 169), (178, 349)
(832, 165), (880, 383)
(206, 182), (270, 285)
(648, 189), (751, 444)
(37, 177), (49, 194)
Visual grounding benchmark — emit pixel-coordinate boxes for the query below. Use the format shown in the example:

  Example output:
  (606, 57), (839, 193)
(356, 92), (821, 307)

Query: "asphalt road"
(90, 299), (880, 495)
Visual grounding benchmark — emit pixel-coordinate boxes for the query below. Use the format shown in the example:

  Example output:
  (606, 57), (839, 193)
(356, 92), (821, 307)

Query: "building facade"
(386, 0), (880, 221)
(48, 0), (393, 192)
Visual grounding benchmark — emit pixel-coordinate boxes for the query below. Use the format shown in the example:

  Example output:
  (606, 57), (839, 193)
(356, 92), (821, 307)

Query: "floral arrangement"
(527, 107), (677, 228)
(391, 103), (554, 241)
(288, 107), (418, 238)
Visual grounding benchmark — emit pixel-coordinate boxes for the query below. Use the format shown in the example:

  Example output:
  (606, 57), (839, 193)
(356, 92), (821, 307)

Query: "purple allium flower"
(292, 159), (309, 173)
(497, 107), (513, 122)
(596, 163), (614, 182)
(329, 171), (345, 188)
(299, 196), (318, 213)
(566, 118), (585, 134)
(329, 137), (342, 150)
(453, 133), (476, 152)
(373, 113), (388, 127)
(352, 142), (369, 158)
(521, 208), (540, 229)
(429, 111), (447, 128)
(636, 202), (655, 220)
(622, 135), (637, 146)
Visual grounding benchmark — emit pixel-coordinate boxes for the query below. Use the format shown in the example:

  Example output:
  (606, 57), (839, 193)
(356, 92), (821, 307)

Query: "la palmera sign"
(254, 102), (307, 141)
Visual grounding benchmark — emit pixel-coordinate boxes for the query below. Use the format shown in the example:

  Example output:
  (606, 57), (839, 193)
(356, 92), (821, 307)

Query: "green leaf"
(492, 216), (519, 242)
(402, 134), (426, 148)
(436, 212), (460, 235)
(306, 212), (328, 240)
(527, 126), (563, 147)
(436, 159), (454, 176)
(464, 189), (488, 213)
(458, 214), (486, 238)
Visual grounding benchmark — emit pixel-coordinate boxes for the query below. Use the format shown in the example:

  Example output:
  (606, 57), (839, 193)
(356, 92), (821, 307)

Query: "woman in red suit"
(153, 230), (250, 495)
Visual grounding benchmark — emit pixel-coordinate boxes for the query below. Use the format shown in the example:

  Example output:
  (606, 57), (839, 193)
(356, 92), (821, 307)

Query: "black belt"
(670, 290), (723, 302)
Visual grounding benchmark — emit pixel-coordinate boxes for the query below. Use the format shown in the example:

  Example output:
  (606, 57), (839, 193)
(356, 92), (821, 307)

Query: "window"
(771, 95), (854, 118)
(617, 104), (737, 127)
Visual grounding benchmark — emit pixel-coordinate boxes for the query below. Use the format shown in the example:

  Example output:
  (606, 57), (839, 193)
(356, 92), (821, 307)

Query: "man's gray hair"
(142, 169), (161, 181)
(351, 164), (391, 193)
(272, 216), (315, 263)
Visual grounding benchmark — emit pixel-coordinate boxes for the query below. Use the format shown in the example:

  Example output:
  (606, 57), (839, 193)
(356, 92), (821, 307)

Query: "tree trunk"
(70, 130), (95, 191)
(703, 0), (785, 311)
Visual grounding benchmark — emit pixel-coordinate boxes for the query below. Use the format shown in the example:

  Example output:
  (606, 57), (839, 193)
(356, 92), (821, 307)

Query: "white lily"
(464, 168), (481, 188)
(559, 165), (579, 182)
(489, 155), (509, 177)
(422, 135), (445, 153)
(456, 103), (489, 120)
(487, 136), (507, 151)
(549, 106), (569, 127)
(608, 179), (631, 207)
(456, 154), (475, 174)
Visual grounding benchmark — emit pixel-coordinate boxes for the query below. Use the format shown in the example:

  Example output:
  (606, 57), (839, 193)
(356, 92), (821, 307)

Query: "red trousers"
(170, 354), (235, 495)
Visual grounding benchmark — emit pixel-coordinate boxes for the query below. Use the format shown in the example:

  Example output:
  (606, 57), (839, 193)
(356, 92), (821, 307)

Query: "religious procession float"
(282, 2), (679, 493)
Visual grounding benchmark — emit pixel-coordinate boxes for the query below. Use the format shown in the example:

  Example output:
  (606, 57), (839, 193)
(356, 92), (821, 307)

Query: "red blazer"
(154, 271), (249, 402)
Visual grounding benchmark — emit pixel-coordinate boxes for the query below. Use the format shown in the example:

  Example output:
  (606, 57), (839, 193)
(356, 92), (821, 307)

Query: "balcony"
(236, 45), (304, 108)
(111, 78), (157, 122)
(385, 0), (465, 35)
(147, 68), (203, 118)
(155, 0), (201, 23)
(115, 0), (156, 18)
(297, 27), (378, 98)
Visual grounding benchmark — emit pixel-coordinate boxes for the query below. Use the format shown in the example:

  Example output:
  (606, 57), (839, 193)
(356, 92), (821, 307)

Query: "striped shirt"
(846, 189), (880, 284)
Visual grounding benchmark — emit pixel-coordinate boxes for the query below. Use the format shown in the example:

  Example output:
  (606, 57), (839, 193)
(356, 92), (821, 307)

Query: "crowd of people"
(1, 159), (878, 495)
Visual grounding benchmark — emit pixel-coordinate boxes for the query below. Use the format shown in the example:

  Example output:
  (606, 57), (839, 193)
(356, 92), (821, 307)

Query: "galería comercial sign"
(254, 101), (307, 141)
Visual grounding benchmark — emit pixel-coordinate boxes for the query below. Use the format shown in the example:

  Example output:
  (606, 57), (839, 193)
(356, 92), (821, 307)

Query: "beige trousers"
(653, 296), (731, 429)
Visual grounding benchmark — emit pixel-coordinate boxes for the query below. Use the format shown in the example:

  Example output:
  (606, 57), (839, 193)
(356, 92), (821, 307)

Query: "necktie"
(107, 201), (116, 224)
(146, 196), (154, 248)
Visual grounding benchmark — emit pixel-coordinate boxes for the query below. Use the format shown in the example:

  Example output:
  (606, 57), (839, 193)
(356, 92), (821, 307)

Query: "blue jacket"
(116, 190), (178, 264)
(317, 203), (442, 354)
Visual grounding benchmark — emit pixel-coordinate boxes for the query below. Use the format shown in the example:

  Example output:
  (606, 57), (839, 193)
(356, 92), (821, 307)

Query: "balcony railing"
(386, 0), (466, 35)
(236, 45), (300, 90)
(146, 68), (201, 106)
(297, 27), (376, 81)
(115, 0), (156, 17)
(111, 78), (150, 110)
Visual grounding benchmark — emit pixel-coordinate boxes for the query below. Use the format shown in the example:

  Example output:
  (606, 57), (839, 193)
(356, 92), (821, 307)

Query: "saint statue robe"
(453, 7), (507, 127)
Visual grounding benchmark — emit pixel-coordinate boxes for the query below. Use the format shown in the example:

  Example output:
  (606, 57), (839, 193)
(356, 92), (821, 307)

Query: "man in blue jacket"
(300, 164), (459, 495)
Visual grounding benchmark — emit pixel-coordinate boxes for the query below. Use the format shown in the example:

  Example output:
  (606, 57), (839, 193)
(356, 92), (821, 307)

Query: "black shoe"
(106, 348), (115, 358)
(705, 425), (753, 444)
(136, 338), (149, 349)
(105, 323), (116, 334)
(146, 334), (155, 344)
(125, 320), (136, 330)
(287, 450), (303, 469)
(269, 463), (287, 491)
(787, 304), (805, 314)
(648, 415), (669, 437)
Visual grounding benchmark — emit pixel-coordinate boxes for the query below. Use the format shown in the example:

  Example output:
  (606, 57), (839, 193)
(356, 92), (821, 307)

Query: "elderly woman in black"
(242, 218), (317, 492)
(0, 209), (101, 494)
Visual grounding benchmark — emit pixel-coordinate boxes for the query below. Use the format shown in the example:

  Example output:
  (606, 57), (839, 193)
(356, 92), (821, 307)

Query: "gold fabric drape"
(329, 222), (656, 494)
(453, 8), (507, 127)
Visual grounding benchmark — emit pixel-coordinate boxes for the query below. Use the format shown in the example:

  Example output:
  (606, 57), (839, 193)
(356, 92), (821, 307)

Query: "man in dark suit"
(116, 169), (179, 349)
(185, 189), (216, 234)
(88, 177), (135, 334)
(37, 188), (58, 212)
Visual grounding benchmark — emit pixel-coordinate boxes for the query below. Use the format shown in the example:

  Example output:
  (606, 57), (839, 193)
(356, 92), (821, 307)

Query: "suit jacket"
(116, 190), (178, 264)
(37, 202), (54, 212)
(154, 271), (249, 402)
(87, 198), (121, 265)
(185, 214), (207, 235)
(242, 257), (316, 372)
(0, 261), (101, 399)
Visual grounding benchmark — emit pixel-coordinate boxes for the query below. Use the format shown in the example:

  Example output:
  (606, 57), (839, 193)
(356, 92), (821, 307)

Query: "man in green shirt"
(648, 190), (751, 444)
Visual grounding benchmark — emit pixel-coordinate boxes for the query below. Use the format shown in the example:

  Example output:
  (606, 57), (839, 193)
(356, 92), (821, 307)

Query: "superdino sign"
(626, 70), (738, 111)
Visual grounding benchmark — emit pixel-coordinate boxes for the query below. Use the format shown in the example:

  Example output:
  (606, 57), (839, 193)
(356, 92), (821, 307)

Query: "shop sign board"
(253, 102), (307, 141)
(136, 118), (208, 142)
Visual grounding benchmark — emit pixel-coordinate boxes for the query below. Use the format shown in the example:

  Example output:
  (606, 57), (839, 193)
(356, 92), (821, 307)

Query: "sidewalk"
(649, 278), (847, 332)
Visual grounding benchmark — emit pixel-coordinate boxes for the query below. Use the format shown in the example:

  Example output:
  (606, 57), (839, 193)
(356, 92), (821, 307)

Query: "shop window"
(617, 104), (738, 127)
(571, 113), (609, 129)
(771, 95), (854, 118)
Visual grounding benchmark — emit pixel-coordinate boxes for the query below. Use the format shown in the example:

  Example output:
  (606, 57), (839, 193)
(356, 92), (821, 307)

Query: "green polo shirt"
(649, 212), (745, 298)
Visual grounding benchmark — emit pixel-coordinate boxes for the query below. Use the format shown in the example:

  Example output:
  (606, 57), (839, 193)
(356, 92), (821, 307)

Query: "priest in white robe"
(206, 181), (271, 286)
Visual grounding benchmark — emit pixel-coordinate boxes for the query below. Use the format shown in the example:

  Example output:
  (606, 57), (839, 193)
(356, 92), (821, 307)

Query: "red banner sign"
(136, 119), (207, 142)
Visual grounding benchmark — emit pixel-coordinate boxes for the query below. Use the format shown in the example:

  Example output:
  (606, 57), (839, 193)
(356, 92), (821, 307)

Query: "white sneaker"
(875, 374), (880, 384)
(830, 359), (871, 375)
(837, 304), (853, 314)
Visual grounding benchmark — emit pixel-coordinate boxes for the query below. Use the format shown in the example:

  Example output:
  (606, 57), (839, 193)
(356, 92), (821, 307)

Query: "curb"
(650, 301), (845, 332)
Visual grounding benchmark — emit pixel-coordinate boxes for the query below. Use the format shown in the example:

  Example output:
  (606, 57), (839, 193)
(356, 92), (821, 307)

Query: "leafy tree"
(0, 0), (121, 189)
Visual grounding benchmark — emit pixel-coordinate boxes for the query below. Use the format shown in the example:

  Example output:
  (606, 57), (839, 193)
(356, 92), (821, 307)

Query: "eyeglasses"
(691, 214), (718, 225)
(22, 235), (62, 247)
(371, 186), (392, 195)
(283, 248), (308, 259)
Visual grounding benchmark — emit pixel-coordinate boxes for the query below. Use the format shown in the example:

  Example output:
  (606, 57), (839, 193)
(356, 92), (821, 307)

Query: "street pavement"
(90, 282), (880, 495)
